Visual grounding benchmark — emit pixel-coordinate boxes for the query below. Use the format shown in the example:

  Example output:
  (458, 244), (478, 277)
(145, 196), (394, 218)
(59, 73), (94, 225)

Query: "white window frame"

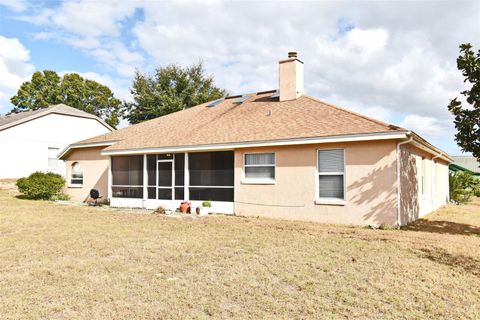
(69, 162), (83, 188)
(242, 152), (276, 184)
(315, 148), (346, 205)
(48, 147), (59, 169)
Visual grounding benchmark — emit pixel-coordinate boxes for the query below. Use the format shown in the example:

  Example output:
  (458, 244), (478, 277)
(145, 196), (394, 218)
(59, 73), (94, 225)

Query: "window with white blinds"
(48, 147), (59, 168)
(244, 153), (275, 182)
(317, 149), (345, 200)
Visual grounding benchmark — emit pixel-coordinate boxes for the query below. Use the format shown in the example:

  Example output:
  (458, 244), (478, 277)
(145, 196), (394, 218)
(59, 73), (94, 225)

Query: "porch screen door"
(157, 161), (173, 200)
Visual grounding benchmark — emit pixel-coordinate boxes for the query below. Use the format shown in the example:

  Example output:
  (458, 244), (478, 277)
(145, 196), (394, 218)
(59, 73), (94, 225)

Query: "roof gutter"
(58, 140), (117, 160)
(410, 132), (453, 163)
(396, 132), (413, 227)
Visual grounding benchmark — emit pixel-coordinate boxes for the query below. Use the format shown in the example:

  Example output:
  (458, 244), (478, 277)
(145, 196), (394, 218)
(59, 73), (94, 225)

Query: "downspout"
(396, 133), (413, 227)
(431, 152), (444, 211)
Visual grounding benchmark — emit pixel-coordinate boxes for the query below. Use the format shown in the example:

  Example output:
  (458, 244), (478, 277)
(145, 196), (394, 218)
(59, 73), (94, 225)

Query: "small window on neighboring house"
(48, 147), (59, 168)
(317, 149), (345, 200)
(244, 153), (275, 183)
(70, 162), (83, 186)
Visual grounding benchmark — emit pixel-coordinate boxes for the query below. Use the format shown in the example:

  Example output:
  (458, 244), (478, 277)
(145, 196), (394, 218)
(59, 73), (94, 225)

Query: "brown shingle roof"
(73, 91), (405, 154)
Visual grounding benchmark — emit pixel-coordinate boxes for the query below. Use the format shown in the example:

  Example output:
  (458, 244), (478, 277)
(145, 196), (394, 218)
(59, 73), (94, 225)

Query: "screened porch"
(109, 151), (234, 213)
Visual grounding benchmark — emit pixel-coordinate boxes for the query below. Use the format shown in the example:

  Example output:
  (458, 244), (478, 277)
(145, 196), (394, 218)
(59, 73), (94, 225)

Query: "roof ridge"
(303, 95), (405, 131)
(0, 104), (113, 132)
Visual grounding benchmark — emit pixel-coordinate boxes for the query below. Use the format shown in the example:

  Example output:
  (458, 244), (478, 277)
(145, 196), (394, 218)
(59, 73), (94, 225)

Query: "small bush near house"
(16, 172), (66, 200)
(51, 193), (71, 201)
(449, 171), (479, 204)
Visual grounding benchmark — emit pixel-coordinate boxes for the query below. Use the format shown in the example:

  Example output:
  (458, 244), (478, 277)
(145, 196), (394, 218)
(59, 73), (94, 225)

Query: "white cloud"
(400, 114), (450, 138)
(0, 36), (35, 114)
(7, 0), (480, 152)
(0, 0), (28, 12)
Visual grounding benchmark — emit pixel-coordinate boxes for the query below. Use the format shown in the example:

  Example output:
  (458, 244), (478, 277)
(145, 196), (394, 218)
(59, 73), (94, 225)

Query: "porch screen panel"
(174, 154), (184, 186)
(147, 155), (156, 199)
(111, 156), (144, 198)
(189, 151), (234, 201)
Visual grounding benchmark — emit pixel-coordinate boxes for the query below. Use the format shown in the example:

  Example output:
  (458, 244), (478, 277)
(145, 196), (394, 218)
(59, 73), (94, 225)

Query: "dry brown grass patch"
(0, 190), (479, 319)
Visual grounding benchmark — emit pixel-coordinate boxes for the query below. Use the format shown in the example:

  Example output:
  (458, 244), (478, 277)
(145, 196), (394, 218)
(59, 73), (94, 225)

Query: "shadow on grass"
(402, 219), (480, 236)
(15, 195), (32, 200)
(416, 247), (480, 276)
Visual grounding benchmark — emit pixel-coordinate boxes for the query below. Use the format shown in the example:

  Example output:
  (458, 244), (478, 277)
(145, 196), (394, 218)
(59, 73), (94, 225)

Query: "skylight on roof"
(233, 95), (250, 104)
(270, 90), (279, 99)
(207, 99), (224, 107)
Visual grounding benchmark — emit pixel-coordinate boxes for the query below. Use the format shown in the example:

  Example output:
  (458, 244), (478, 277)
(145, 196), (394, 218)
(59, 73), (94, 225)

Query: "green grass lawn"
(1, 183), (479, 319)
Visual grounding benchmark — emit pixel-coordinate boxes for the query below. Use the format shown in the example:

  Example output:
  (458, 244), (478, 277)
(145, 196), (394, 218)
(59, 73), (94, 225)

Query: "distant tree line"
(10, 61), (227, 128)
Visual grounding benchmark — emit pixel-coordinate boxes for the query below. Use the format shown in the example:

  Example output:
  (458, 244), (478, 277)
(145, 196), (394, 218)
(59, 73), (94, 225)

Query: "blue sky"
(1, 0), (479, 155)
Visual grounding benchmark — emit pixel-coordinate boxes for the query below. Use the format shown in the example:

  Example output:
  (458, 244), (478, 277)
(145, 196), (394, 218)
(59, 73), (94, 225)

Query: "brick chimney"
(279, 51), (304, 101)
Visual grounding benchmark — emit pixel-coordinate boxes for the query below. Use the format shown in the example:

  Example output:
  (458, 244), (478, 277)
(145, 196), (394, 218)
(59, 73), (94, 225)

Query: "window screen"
(112, 156), (143, 186)
(188, 151), (234, 201)
(111, 156), (144, 198)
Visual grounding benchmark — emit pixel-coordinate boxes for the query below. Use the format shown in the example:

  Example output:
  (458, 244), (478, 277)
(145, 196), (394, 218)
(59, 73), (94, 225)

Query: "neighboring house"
(450, 156), (480, 179)
(0, 104), (113, 179)
(59, 52), (452, 226)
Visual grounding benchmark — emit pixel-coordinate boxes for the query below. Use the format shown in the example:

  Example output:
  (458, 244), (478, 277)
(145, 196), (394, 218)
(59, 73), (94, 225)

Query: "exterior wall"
(234, 140), (399, 225)
(64, 146), (109, 202)
(0, 114), (111, 179)
(399, 145), (449, 223)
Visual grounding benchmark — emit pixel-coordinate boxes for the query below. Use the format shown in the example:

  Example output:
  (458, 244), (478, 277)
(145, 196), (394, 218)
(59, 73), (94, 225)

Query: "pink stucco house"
(59, 52), (452, 226)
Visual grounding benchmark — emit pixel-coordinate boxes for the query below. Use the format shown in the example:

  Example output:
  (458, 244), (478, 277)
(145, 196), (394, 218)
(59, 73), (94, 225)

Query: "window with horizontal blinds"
(244, 153), (275, 181)
(245, 153), (275, 165)
(317, 149), (345, 200)
(318, 176), (344, 198)
(318, 149), (344, 173)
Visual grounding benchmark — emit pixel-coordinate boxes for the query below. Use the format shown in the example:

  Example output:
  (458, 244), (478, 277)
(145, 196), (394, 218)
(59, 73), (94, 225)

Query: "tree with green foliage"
(449, 171), (479, 204)
(123, 62), (227, 124)
(448, 43), (480, 161)
(11, 70), (122, 128)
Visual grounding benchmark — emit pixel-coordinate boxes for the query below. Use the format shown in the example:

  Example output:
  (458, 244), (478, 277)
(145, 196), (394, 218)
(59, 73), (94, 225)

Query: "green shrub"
(51, 193), (71, 201)
(449, 171), (479, 204)
(16, 172), (66, 200)
(474, 187), (480, 197)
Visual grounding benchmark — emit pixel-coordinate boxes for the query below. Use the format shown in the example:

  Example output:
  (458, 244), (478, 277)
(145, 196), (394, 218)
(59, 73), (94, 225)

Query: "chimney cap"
(288, 51), (298, 58)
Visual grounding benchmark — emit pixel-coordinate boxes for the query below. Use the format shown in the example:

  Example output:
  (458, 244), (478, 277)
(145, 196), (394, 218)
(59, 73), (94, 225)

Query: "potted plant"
(179, 201), (190, 214)
(198, 201), (211, 216)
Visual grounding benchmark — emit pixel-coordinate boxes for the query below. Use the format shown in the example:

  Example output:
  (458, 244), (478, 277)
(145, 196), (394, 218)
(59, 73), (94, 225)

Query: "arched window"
(71, 162), (83, 186)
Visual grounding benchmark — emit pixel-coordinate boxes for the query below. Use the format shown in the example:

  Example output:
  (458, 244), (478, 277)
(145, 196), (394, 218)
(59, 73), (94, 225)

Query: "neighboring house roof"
(449, 163), (480, 177)
(61, 91), (410, 157)
(0, 104), (114, 132)
(452, 156), (480, 173)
